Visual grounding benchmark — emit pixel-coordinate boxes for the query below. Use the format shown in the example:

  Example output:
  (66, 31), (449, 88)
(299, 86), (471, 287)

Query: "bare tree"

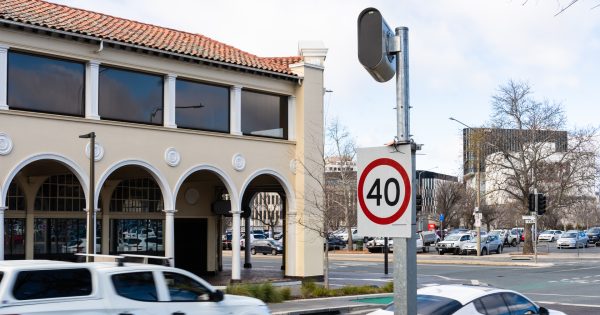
(522, 0), (600, 16)
(251, 192), (282, 237)
(296, 119), (356, 288)
(484, 80), (599, 254)
(434, 181), (464, 230)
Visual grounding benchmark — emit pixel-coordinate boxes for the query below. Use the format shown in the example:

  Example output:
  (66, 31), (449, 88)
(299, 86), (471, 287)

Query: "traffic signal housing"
(416, 194), (423, 212)
(528, 193), (536, 212)
(537, 194), (547, 215)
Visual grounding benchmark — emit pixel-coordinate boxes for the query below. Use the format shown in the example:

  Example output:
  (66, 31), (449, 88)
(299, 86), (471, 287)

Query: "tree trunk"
(324, 245), (329, 288)
(522, 222), (534, 254)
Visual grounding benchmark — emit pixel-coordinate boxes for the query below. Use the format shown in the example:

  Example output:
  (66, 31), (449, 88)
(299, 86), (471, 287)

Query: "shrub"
(226, 283), (285, 303)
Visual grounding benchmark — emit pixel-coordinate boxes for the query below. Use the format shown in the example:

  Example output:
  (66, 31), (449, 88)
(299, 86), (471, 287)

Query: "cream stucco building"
(0, 0), (327, 281)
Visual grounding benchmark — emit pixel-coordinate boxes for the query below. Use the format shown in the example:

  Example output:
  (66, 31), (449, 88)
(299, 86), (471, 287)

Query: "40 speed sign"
(357, 146), (412, 238)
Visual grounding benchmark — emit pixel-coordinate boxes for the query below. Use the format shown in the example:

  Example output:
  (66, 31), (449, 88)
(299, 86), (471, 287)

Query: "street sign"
(474, 218), (482, 227)
(439, 213), (445, 222)
(522, 215), (536, 221)
(357, 146), (412, 237)
(525, 219), (535, 224)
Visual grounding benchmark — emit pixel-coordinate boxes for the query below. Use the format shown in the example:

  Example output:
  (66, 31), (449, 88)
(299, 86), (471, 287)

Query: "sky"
(49, 0), (600, 177)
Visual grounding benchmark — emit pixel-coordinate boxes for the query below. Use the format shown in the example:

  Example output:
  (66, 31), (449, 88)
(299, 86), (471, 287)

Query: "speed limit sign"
(357, 146), (413, 237)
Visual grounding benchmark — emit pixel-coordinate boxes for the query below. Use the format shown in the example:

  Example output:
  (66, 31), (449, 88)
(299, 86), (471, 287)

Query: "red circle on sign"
(358, 158), (411, 225)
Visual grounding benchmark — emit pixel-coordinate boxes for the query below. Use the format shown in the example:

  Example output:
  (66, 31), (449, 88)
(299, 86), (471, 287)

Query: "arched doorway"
(99, 165), (167, 258)
(240, 174), (288, 272)
(173, 168), (236, 276)
(3, 159), (89, 261)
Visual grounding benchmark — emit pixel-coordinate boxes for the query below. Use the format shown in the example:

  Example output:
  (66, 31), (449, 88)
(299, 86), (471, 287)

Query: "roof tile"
(0, 0), (302, 76)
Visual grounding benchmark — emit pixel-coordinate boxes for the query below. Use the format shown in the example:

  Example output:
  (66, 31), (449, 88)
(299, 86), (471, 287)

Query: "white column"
(163, 74), (177, 128)
(287, 96), (296, 141)
(231, 208), (242, 280)
(0, 207), (5, 260)
(164, 209), (177, 266)
(285, 211), (296, 277)
(230, 86), (242, 136)
(0, 45), (9, 110)
(85, 60), (100, 119)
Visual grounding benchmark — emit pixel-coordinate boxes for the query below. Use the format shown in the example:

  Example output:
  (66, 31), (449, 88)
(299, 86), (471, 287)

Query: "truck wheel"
(482, 248), (488, 256)
(251, 248), (256, 255)
(511, 239), (517, 247)
(438, 250), (444, 255)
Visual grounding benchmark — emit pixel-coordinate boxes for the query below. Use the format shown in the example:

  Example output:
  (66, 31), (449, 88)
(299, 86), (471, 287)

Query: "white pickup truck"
(0, 256), (269, 315)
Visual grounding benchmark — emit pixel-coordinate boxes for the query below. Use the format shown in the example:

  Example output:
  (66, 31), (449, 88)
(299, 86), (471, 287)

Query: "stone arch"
(95, 159), (173, 210)
(173, 164), (239, 212)
(1, 153), (88, 208)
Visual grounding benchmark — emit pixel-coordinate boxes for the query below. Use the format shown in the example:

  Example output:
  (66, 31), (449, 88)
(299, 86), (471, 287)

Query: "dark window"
(99, 66), (163, 125)
(110, 219), (163, 255)
(501, 293), (538, 315)
(112, 272), (157, 301)
(4, 218), (25, 259)
(175, 79), (229, 132)
(109, 178), (164, 213)
(416, 294), (463, 314)
(7, 51), (85, 116)
(477, 294), (511, 315)
(7, 182), (25, 211)
(13, 268), (92, 300)
(33, 218), (101, 257)
(241, 90), (288, 139)
(34, 174), (85, 212)
(163, 272), (211, 301)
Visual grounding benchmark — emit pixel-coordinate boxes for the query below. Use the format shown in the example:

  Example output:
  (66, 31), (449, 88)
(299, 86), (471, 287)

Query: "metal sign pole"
(393, 26), (416, 315)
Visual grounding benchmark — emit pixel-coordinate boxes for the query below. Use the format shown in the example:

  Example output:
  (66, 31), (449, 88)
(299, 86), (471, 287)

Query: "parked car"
(250, 239), (283, 255)
(507, 228), (521, 246)
(337, 227), (363, 242)
(325, 236), (346, 251)
(557, 230), (588, 249)
(222, 233), (232, 250)
(367, 284), (565, 315)
(489, 229), (509, 244)
(586, 227), (600, 244)
(460, 234), (503, 255)
(0, 259), (270, 315)
(366, 237), (391, 253)
(538, 230), (563, 242)
(418, 230), (439, 246)
(240, 232), (266, 249)
(435, 233), (471, 255)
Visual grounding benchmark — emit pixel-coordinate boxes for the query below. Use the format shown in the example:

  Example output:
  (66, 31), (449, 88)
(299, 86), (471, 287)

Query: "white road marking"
(537, 301), (600, 308)
(329, 277), (393, 282)
(526, 292), (600, 298)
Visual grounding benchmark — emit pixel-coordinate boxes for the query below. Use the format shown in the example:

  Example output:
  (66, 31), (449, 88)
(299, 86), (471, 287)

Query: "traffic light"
(537, 194), (547, 215)
(528, 193), (536, 212)
(416, 194), (423, 212)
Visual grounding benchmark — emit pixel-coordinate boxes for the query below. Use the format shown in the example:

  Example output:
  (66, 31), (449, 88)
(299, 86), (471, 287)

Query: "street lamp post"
(449, 117), (482, 256)
(79, 132), (96, 262)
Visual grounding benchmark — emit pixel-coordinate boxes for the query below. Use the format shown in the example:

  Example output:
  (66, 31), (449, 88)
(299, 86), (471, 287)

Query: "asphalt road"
(223, 250), (600, 314)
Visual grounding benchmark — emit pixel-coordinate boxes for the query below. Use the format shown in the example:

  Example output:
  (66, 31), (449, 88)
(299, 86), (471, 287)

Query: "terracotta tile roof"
(0, 0), (302, 76)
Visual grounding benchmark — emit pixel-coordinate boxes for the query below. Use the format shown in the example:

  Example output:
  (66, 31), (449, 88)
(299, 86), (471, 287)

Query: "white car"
(368, 284), (565, 315)
(557, 230), (588, 249)
(0, 259), (269, 315)
(436, 233), (472, 255)
(538, 230), (563, 242)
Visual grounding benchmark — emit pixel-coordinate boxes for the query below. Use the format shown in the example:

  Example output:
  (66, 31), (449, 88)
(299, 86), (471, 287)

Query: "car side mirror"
(210, 289), (224, 302)
(538, 306), (549, 315)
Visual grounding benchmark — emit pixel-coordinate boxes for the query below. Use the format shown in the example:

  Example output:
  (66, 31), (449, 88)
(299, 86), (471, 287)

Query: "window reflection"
(7, 51), (85, 116)
(176, 79), (229, 132)
(111, 219), (163, 254)
(241, 90), (287, 139)
(33, 218), (100, 259)
(99, 66), (163, 125)
(5, 218), (25, 260)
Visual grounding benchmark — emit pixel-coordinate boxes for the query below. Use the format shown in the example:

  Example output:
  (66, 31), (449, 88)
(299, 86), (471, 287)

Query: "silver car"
(557, 230), (588, 249)
(460, 234), (503, 255)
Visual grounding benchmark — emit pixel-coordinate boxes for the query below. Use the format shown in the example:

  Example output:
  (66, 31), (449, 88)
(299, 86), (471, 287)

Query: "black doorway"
(174, 218), (207, 275)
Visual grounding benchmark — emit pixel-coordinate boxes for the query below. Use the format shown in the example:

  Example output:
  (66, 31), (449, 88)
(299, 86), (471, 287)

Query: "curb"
(269, 293), (391, 315)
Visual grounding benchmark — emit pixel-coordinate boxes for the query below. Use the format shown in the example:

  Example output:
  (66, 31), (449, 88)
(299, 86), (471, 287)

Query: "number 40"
(367, 178), (400, 206)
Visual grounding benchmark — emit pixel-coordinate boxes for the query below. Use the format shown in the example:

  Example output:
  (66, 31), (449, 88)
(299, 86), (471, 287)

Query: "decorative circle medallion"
(232, 153), (246, 171)
(85, 142), (104, 161)
(0, 133), (13, 155)
(165, 147), (181, 167)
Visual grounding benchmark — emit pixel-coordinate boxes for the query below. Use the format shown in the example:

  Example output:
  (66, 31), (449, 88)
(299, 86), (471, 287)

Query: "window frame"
(241, 89), (289, 140)
(175, 77), (231, 133)
(7, 50), (86, 117)
(98, 64), (164, 126)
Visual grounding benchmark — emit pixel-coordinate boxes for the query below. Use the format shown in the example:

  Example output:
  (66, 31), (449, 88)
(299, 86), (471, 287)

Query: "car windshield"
(587, 228), (599, 233)
(384, 295), (461, 314)
(444, 235), (461, 241)
(562, 233), (577, 238)
(267, 240), (279, 246)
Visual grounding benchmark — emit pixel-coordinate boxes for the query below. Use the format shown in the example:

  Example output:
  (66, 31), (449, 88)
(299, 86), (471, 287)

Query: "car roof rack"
(75, 253), (173, 267)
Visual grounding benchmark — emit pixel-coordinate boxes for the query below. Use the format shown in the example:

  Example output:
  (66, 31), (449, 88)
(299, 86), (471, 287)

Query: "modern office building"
(0, 0), (327, 281)
(415, 170), (458, 231)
